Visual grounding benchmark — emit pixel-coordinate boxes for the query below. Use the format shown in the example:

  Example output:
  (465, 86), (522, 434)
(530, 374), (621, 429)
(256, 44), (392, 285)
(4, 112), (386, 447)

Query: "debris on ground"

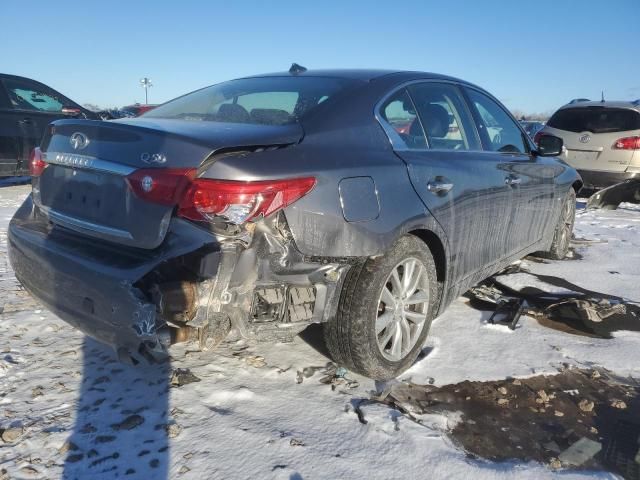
(169, 368), (201, 387)
(165, 422), (182, 439)
(468, 265), (640, 338)
(587, 178), (640, 210)
(611, 399), (628, 409)
(559, 437), (602, 466)
(318, 363), (359, 390)
(364, 368), (639, 477)
(244, 355), (266, 368)
(579, 399), (595, 412)
(0, 426), (23, 443)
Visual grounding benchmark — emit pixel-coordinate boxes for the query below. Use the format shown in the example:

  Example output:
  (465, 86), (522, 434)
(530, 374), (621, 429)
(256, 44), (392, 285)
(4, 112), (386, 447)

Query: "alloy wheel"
(376, 257), (430, 361)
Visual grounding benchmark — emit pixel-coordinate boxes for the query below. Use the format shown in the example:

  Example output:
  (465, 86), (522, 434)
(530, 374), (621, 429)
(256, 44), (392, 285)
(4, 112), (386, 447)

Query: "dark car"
(121, 103), (157, 116)
(520, 120), (545, 139)
(8, 69), (580, 379)
(0, 74), (98, 177)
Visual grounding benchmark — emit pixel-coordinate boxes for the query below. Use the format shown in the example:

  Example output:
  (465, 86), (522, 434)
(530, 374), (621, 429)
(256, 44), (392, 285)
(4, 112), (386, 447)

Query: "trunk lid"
(36, 119), (302, 249)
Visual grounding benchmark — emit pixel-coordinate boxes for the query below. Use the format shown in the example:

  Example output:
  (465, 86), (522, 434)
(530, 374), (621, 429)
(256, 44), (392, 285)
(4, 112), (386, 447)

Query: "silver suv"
(539, 100), (640, 189)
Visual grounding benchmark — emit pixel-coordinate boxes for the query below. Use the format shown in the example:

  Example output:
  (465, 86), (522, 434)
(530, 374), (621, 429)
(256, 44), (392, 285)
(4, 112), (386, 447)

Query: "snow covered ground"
(0, 184), (638, 479)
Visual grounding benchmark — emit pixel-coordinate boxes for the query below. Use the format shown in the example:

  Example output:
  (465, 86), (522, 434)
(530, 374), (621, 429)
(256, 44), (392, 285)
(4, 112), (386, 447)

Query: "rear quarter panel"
(200, 130), (440, 258)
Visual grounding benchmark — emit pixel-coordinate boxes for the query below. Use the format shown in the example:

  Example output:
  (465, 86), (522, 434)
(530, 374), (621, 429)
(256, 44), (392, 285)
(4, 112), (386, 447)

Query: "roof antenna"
(289, 63), (307, 75)
(601, 90), (605, 102)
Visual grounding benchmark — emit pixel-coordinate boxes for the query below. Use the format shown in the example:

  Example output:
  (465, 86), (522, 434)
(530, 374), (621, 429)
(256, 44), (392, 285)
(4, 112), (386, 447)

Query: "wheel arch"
(572, 179), (583, 194)
(407, 228), (446, 288)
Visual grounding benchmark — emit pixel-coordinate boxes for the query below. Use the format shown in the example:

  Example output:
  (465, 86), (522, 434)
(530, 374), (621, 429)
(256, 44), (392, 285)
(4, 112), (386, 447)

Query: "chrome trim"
(40, 205), (134, 240)
(44, 151), (136, 176)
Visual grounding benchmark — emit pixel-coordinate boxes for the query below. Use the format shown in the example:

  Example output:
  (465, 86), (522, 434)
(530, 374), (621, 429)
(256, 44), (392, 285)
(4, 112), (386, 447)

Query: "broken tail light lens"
(613, 136), (640, 150)
(29, 148), (47, 177)
(126, 168), (196, 205)
(177, 177), (316, 224)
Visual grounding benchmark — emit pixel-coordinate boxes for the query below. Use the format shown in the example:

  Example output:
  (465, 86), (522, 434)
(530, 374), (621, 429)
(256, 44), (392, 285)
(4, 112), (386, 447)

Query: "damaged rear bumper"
(7, 195), (218, 362)
(8, 195), (351, 361)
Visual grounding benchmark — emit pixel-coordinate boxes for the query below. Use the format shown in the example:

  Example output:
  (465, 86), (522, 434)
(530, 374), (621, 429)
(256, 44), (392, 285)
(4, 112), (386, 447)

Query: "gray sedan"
(8, 68), (580, 379)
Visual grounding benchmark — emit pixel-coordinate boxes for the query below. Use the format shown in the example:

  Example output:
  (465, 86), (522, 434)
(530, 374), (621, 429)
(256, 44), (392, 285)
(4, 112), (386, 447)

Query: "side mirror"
(61, 106), (82, 117)
(536, 134), (563, 157)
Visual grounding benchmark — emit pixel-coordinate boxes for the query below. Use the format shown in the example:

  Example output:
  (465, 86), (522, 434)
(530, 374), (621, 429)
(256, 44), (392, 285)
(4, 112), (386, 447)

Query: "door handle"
(505, 175), (521, 186)
(19, 118), (33, 125)
(427, 179), (454, 195)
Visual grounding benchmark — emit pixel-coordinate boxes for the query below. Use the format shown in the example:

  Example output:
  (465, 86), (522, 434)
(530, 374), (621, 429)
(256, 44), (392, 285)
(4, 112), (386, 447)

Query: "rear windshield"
(144, 76), (356, 125)
(547, 107), (640, 133)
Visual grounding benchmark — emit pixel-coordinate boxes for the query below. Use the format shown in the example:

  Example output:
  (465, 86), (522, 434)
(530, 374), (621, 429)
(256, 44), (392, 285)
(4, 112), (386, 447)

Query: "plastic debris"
(170, 368), (201, 387)
(558, 437), (602, 466)
(244, 355), (266, 368)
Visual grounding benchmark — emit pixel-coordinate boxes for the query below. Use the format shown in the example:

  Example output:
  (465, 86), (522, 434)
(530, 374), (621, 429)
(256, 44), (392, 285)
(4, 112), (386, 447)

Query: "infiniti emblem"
(141, 152), (167, 164)
(69, 132), (90, 150)
(579, 133), (591, 144)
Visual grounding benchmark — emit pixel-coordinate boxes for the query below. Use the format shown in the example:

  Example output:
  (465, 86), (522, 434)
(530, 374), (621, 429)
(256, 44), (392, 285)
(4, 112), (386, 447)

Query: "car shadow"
(62, 338), (171, 479)
(297, 323), (331, 359)
(0, 176), (30, 188)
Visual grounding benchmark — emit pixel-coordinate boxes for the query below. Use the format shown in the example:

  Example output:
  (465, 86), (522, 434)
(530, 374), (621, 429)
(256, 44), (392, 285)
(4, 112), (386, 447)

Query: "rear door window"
(547, 107), (640, 133)
(465, 88), (527, 154)
(2, 77), (66, 112)
(379, 89), (427, 149)
(407, 82), (479, 150)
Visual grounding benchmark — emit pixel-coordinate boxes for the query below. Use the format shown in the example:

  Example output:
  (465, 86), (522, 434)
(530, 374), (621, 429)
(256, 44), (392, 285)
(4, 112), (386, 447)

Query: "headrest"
(250, 108), (291, 125)
(217, 103), (250, 123)
(421, 104), (450, 138)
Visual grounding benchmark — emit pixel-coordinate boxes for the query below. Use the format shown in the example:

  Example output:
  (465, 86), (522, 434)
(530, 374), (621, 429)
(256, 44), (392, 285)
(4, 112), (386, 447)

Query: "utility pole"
(140, 77), (153, 104)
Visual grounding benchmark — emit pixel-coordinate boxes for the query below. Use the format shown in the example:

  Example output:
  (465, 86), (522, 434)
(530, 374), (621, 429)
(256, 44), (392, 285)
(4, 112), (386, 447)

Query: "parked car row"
(0, 74), (98, 176)
(0, 74), (155, 177)
(520, 120), (545, 138)
(7, 67), (580, 379)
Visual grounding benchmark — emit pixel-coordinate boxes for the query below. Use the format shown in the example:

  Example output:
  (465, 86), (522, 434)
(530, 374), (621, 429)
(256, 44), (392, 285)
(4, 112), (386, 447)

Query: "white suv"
(538, 100), (640, 190)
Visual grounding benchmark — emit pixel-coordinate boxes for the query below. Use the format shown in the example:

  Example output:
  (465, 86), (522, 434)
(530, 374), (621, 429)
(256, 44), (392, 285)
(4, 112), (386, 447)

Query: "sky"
(2, 0), (639, 114)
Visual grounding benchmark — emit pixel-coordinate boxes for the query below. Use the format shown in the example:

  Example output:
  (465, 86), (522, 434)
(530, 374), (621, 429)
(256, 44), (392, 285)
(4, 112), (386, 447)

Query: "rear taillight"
(126, 168), (316, 225)
(177, 177), (316, 224)
(29, 148), (47, 177)
(126, 168), (196, 205)
(613, 136), (640, 150)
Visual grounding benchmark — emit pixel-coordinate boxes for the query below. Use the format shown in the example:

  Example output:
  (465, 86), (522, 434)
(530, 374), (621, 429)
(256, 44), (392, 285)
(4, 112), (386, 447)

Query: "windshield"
(548, 107), (640, 134)
(144, 76), (356, 126)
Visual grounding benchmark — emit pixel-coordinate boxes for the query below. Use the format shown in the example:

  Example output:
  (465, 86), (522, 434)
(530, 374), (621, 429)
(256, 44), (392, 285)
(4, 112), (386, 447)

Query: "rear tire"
(542, 188), (576, 260)
(323, 235), (439, 380)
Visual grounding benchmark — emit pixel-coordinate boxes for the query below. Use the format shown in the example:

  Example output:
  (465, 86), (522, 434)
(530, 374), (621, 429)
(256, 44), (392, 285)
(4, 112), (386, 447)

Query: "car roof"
(0, 73), (38, 82)
(242, 68), (471, 84)
(558, 100), (640, 112)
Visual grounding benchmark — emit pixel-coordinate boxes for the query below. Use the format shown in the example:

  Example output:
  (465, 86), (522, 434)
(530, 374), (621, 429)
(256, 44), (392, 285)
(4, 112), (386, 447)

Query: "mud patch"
(371, 369), (639, 478)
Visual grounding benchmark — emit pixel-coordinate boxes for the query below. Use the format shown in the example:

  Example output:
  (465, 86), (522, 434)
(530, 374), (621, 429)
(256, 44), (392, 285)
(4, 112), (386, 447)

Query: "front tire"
(323, 235), (439, 380)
